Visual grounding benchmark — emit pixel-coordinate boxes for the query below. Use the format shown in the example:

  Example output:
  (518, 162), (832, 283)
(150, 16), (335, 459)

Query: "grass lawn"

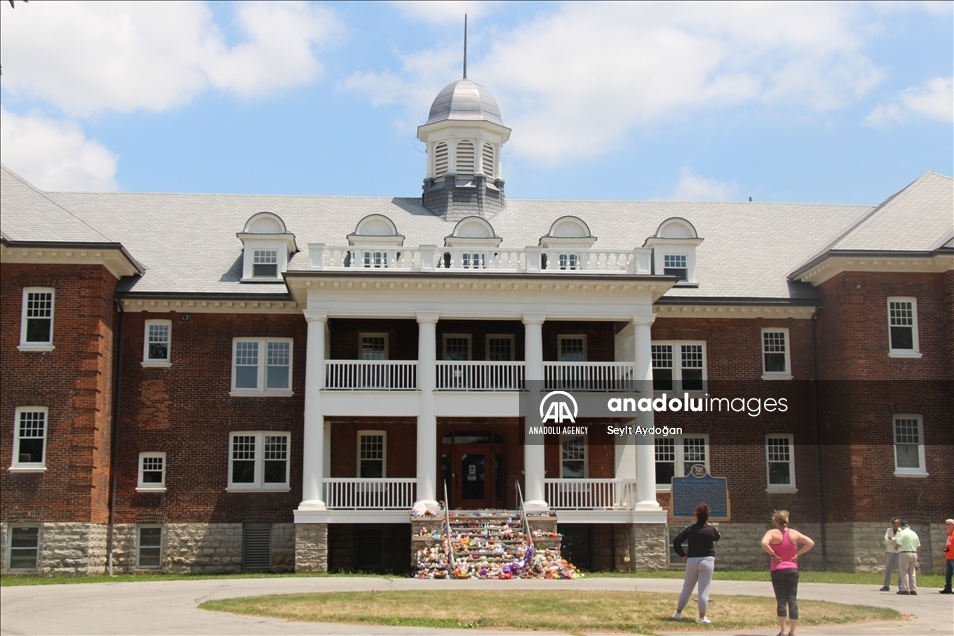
(1, 569), (945, 588)
(200, 590), (902, 634)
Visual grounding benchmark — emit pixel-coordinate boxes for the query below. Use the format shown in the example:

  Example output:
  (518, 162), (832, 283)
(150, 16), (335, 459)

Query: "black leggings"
(771, 568), (799, 619)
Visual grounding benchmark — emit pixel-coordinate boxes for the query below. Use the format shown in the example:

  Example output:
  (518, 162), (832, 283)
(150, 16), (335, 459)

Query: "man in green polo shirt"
(894, 520), (921, 595)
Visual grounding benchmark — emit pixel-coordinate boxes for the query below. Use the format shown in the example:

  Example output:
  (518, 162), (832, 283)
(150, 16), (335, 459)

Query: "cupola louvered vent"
(482, 143), (495, 178)
(456, 141), (475, 176)
(434, 143), (448, 177)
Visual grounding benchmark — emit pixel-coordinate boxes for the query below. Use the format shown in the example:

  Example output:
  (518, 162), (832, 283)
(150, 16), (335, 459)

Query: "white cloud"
(347, 3), (884, 165)
(0, 107), (118, 191)
(660, 168), (739, 202)
(0, 1), (342, 117)
(391, 1), (503, 25)
(865, 77), (953, 127)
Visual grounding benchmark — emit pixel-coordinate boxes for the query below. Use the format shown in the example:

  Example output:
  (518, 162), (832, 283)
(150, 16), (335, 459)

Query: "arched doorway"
(440, 429), (506, 509)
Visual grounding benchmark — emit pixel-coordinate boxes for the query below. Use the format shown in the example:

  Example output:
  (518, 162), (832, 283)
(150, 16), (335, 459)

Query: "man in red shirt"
(941, 518), (953, 595)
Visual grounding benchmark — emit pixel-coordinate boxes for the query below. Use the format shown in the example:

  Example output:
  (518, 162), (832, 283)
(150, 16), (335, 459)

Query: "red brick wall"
(328, 418), (416, 478)
(1, 264), (117, 523)
(112, 311), (306, 524)
(813, 271), (953, 523)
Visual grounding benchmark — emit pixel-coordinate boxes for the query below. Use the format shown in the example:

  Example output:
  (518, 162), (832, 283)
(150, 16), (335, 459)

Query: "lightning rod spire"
(463, 14), (467, 79)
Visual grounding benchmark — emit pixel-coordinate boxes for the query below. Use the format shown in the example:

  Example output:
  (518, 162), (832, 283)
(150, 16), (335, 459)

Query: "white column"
(299, 310), (328, 510)
(523, 313), (548, 511)
(633, 315), (661, 509)
(415, 312), (440, 509)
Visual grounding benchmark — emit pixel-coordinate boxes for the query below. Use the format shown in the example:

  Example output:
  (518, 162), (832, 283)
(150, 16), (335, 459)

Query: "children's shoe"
(697, 617), (712, 624)
(672, 611), (682, 620)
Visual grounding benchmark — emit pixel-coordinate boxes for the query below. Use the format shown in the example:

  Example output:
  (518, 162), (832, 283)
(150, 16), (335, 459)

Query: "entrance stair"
(412, 509), (581, 579)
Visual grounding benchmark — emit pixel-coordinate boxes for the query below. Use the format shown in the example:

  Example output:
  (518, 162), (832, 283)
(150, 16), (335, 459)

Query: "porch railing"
(323, 478), (417, 509)
(324, 360), (417, 390)
(543, 362), (636, 391)
(435, 361), (525, 390)
(544, 478), (637, 509)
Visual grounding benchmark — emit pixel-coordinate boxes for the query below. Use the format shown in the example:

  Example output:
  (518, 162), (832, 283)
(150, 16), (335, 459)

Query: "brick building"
(2, 77), (952, 575)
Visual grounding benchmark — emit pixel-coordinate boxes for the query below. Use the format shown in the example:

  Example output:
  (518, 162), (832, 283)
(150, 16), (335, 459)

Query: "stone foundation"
(0, 523), (108, 575)
(630, 523), (669, 571)
(295, 523), (328, 572)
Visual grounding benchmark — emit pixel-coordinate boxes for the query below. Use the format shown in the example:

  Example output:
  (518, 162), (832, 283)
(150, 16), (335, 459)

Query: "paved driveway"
(1, 576), (951, 636)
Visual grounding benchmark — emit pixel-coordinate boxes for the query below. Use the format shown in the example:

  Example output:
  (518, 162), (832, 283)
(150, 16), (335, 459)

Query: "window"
(443, 334), (471, 361)
(143, 320), (171, 365)
(561, 434), (586, 479)
(558, 253), (581, 270)
(663, 254), (688, 281)
(887, 298), (920, 356)
(766, 435), (796, 491)
(761, 328), (791, 379)
(137, 452), (166, 491)
(137, 526), (162, 568)
(655, 435), (709, 488)
(11, 407), (47, 470)
(461, 252), (486, 269)
(893, 415), (927, 476)
(651, 342), (706, 392)
(7, 526), (40, 571)
(360, 334), (388, 360)
(559, 335), (586, 361)
(252, 250), (279, 278)
(19, 288), (55, 350)
(358, 431), (385, 478)
(362, 250), (389, 268)
(486, 335), (514, 361)
(228, 432), (290, 490)
(231, 338), (293, 395)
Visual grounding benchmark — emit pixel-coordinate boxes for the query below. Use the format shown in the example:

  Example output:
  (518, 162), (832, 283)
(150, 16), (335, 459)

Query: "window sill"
(888, 352), (922, 359)
(766, 487), (798, 494)
(761, 373), (793, 381)
(893, 470), (928, 478)
(229, 391), (294, 398)
(135, 486), (167, 493)
(239, 277), (284, 284)
(226, 486), (291, 493)
(672, 282), (699, 288)
(17, 344), (54, 352)
(141, 361), (172, 368)
(8, 466), (47, 473)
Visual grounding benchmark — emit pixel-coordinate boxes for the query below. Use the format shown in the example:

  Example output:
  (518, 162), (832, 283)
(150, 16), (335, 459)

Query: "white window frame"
(359, 333), (389, 360)
(142, 319), (172, 367)
(560, 433), (587, 479)
(18, 288), (55, 351)
(765, 434), (797, 492)
(761, 328), (792, 380)
(137, 452), (167, 491)
(654, 247), (697, 284)
(227, 431), (291, 491)
(486, 334), (515, 361)
(136, 525), (163, 569)
(558, 334), (587, 362)
(357, 430), (387, 480)
(443, 334), (472, 361)
(241, 240), (288, 282)
(651, 341), (707, 393)
(893, 414), (928, 477)
(230, 338), (294, 396)
(10, 407), (48, 472)
(655, 434), (710, 491)
(887, 297), (921, 358)
(6, 525), (40, 571)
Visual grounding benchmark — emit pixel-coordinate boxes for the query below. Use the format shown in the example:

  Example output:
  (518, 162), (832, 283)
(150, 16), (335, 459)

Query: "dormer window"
(644, 217), (703, 285)
(539, 216), (596, 271)
(443, 217), (502, 269)
(663, 254), (688, 281)
(347, 215), (404, 269)
(237, 212), (297, 283)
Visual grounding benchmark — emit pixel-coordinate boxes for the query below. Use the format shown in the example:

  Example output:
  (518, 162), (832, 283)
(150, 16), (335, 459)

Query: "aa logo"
(540, 391), (578, 424)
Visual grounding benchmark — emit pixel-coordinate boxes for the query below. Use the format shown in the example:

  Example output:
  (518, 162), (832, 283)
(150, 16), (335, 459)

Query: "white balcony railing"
(324, 360), (417, 390)
(436, 361), (525, 391)
(545, 479), (637, 510)
(308, 245), (653, 275)
(543, 362), (636, 391)
(323, 478), (417, 509)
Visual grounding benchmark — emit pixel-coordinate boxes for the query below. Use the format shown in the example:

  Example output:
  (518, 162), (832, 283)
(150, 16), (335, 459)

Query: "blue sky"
(1, 1), (951, 206)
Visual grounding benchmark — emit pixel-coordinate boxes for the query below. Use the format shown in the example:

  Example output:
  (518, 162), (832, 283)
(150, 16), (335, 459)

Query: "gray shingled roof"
(4, 164), (949, 300)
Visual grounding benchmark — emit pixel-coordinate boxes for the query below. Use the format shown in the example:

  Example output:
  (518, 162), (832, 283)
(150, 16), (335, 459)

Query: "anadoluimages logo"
(540, 391), (578, 424)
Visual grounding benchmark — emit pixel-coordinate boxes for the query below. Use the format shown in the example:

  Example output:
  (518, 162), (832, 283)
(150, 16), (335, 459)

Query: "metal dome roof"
(425, 79), (503, 125)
